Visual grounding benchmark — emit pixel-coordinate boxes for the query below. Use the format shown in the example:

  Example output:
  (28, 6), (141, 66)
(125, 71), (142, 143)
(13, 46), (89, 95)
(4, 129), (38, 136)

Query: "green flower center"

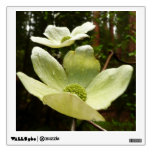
(63, 84), (87, 101)
(61, 36), (71, 43)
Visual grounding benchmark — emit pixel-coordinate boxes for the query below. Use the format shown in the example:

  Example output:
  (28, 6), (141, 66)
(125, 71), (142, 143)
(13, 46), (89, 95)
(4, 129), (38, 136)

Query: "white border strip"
(7, 6), (145, 146)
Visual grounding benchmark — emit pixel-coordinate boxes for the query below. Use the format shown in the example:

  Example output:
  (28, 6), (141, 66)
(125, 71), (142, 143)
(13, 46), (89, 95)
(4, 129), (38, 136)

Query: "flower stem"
(86, 120), (107, 131)
(71, 118), (76, 131)
(102, 50), (114, 71)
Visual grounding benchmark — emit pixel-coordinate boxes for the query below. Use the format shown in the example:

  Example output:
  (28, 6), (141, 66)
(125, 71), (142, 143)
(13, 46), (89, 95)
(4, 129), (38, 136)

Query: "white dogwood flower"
(31, 22), (95, 48)
(17, 45), (133, 122)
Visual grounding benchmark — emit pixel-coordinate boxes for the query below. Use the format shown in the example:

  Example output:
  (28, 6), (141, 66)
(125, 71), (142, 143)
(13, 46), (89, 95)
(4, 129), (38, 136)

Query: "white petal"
(57, 39), (75, 48)
(17, 72), (58, 101)
(44, 25), (70, 42)
(31, 36), (61, 48)
(31, 47), (67, 91)
(86, 65), (133, 110)
(71, 22), (95, 36)
(63, 45), (100, 88)
(71, 33), (89, 40)
(43, 92), (105, 121)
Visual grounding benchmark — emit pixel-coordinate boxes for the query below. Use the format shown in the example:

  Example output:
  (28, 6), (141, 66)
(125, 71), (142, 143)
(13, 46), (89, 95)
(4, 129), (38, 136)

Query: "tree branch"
(113, 53), (136, 64)
(102, 50), (114, 71)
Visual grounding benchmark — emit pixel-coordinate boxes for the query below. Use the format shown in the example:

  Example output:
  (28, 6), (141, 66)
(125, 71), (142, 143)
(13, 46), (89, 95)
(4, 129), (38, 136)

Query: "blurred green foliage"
(16, 11), (136, 131)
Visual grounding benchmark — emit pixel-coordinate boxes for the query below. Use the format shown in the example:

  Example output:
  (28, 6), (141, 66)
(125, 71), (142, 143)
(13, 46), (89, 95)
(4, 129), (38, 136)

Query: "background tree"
(93, 11), (101, 47)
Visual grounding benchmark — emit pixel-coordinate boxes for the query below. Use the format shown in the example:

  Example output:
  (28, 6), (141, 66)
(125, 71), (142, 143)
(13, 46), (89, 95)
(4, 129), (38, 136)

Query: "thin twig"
(102, 50), (114, 71)
(86, 120), (107, 131)
(71, 118), (76, 131)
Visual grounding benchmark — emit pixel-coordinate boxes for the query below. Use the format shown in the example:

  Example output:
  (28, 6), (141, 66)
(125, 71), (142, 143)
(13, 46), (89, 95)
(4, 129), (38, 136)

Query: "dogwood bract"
(17, 45), (133, 121)
(31, 22), (95, 48)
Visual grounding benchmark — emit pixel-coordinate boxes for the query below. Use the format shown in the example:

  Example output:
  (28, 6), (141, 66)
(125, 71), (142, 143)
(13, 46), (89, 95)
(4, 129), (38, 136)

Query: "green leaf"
(86, 65), (133, 110)
(31, 47), (68, 91)
(17, 72), (58, 101)
(43, 93), (105, 121)
(63, 45), (100, 88)
(128, 51), (136, 56)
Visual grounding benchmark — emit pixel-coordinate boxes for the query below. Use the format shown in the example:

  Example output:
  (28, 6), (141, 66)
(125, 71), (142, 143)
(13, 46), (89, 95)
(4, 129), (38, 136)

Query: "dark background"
(16, 11), (136, 131)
